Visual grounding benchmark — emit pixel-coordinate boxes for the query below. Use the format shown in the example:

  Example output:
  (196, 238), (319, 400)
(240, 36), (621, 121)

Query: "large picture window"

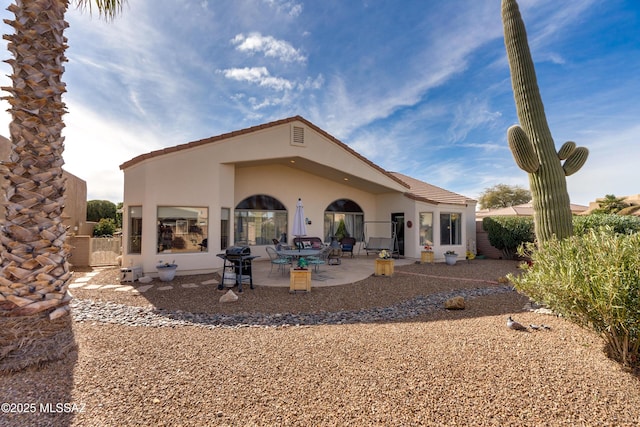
(440, 213), (462, 245)
(419, 212), (433, 246)
(324, 199), (364, 242)
(235, 195), (287, 246)
(157, 206), (209, 253)
(128, 206), (142, 254)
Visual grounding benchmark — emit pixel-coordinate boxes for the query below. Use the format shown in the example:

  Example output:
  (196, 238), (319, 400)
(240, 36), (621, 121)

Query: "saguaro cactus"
(502, 0), (588, 242)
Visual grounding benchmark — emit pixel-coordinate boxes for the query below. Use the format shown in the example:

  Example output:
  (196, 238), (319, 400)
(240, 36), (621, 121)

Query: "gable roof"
(390, 172), (475, 206)
(119, 115), (409, 189)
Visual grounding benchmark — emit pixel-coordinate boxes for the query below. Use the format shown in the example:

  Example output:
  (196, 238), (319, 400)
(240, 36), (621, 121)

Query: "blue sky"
(1, 0), (639, 206)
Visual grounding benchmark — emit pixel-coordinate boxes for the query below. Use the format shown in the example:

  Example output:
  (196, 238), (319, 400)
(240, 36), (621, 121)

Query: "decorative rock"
(138, 276), (153, 283)
(70, 285), (515, 329)
(220, 290), (239, 303)
(444, 296), (465, 310)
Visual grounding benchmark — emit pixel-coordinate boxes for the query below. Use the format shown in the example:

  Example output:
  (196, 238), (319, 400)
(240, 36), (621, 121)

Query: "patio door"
(391, 212), (404, 256)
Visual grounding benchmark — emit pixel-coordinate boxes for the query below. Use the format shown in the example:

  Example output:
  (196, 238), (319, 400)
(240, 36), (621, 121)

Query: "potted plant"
(444, 251), (458, 265)
(421, 242), (434, 264)
(156, 260), (177, 281)
(295, 257), (308, 270)
(374, 250), (394, 276)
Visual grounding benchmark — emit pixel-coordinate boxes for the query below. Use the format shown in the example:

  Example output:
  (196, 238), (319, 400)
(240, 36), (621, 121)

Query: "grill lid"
(226, 246), (251, 256)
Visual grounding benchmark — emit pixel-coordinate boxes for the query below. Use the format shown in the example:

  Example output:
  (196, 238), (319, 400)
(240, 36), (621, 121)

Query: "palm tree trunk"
(0, 0), (75, 372)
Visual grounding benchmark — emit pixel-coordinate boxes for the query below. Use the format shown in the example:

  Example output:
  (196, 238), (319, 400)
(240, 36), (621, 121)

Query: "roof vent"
(291, 125), (305, 146)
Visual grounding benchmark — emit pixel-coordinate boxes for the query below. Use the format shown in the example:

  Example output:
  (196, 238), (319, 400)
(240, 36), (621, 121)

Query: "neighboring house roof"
(119, 115), (410, 189)
(476, 202), (588, 218)
(390, 172), (476, 206)
(582, 194), (640, 215)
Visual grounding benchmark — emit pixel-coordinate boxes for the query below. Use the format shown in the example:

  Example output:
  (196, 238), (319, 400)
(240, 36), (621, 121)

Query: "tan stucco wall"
(121, 120), (476, 275)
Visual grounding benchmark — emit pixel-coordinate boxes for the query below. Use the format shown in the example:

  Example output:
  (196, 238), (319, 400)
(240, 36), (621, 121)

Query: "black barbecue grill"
(217, 246), (259, 292)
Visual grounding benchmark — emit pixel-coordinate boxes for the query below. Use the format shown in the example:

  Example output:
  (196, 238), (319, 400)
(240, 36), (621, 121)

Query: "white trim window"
(440, 213), (461, 245)
(419, 212), (433, 246)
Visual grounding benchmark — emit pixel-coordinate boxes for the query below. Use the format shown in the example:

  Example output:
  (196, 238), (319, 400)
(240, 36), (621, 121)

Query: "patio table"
(277, 248), (323, 259)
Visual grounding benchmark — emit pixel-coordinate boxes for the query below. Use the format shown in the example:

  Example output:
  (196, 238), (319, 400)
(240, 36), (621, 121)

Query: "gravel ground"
(1, 259), (639, 426)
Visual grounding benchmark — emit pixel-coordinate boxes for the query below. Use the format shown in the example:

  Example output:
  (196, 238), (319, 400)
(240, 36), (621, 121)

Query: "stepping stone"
(115, 286), (135, 292)
(83, 284), (103, 290)
(99, 284), (121, 290)
(69, 283), (86, 289)
(181, 283), (199, 288)
(201, 279), (218, 285)
(157, 285), (173, 291)
(73, 277), (92, 283)
(136, 285), (154, 293)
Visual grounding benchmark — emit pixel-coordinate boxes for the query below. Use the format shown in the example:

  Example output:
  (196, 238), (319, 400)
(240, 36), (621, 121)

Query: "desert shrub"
(510, 228), (640, 369)
(482, 216), (534, 259)
(573, 214), (640, 236)
(93, 218), (116, 237)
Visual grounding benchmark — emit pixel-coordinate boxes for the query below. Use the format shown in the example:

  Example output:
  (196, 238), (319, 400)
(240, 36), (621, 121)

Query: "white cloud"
(262, 0), (303, 17)
(447, 97), (502, 143)
(232, 32), (306, 63)
(221, 67), (294, 91)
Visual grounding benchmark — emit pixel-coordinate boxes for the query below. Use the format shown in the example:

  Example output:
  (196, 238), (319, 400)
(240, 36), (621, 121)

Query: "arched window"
(235, 195), (287, 245)
(324, 199), (364, 242)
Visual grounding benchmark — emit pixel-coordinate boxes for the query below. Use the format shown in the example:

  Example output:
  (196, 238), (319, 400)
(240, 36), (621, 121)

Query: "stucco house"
(119, 116), (477, 276)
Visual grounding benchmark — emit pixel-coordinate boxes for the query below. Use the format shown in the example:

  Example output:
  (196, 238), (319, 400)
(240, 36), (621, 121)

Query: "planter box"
(375, 258), (394, 277)
(420, 251), (434, 264)
(290, 268), (311, 292)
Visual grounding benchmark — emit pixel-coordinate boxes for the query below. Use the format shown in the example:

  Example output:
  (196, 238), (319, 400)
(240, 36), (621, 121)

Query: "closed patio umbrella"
(292, 198), (307, 250)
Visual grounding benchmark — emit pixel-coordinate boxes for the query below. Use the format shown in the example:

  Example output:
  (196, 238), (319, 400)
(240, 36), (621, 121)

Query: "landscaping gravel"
(1, 259), (639, 426)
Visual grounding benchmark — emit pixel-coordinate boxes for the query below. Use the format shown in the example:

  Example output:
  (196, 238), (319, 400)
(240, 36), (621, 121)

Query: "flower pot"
(156, 264), (177, 281)
(444, 254), (458, 266)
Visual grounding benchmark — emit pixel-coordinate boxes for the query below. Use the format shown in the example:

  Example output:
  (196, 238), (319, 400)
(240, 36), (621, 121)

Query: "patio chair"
(307, 246), (329, 272)
(340, 237), (355, 258)
(266, 246), (291, 275)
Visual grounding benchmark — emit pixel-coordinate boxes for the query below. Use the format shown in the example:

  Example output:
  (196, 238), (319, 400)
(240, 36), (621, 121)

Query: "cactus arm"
(563, 147), (589, 176)
(558, 141), (576, 160)
(507, 125), (540, 173)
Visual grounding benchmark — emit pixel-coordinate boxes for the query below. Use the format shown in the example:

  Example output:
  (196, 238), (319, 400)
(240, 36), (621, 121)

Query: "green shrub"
(573, 214), (640, 236)
(93, 218), (116, 237)
(510, 228), (640, 369)
(482, 216), (534, 259)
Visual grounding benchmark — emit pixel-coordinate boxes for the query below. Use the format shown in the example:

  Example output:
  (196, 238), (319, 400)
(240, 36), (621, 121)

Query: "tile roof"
(390, 172), (475, 206)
